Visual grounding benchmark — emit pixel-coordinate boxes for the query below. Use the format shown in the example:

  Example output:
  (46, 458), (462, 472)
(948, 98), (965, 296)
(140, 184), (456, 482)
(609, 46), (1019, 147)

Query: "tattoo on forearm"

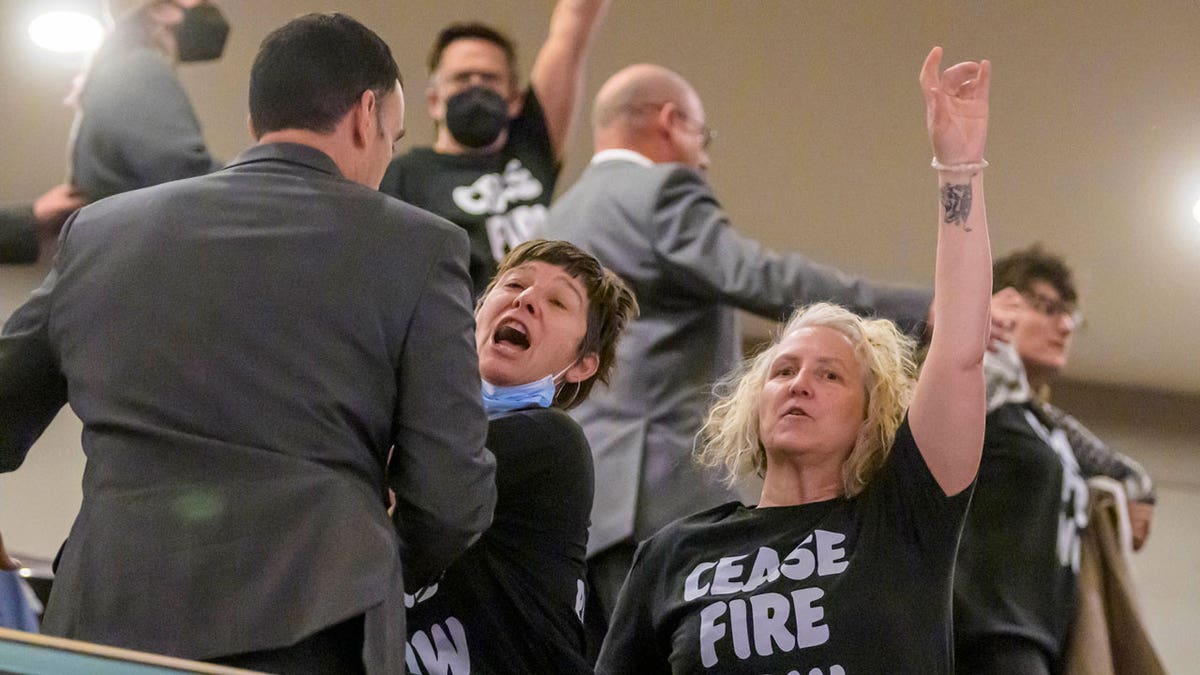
(940, 182), (973, 230)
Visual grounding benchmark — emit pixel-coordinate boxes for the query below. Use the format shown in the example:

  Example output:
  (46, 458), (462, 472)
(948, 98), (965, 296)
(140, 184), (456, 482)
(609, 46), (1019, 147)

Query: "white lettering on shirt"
(450, 158), (547, 262)
(683, 530), (849, 669)
(407, 617), (469, 674)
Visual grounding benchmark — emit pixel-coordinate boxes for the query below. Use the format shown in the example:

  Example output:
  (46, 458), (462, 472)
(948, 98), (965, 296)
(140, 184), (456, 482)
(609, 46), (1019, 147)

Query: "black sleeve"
(0, 204), (40, 264)
(378, 156), (406, 200)
(484, 408), (593, 546)
(0, 213), (73, 468)
(865, 415), (974, 560)
(511, 87), (556, 170)
(596, 539), (671, 675)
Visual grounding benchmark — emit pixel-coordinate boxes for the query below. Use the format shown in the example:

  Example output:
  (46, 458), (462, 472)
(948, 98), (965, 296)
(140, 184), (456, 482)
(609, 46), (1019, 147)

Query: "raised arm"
(908, 46), (993, 496)
(650, 167), (933, 335)
(529, 0), (612, 159)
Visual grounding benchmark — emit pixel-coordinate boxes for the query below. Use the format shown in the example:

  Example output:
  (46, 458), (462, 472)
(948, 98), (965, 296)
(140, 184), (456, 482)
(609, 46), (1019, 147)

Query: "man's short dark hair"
(482, 240), (639, 410)
(427, 22), (517, 82)
(993, 243), (1078, 305)
(249, 13), (401, 136)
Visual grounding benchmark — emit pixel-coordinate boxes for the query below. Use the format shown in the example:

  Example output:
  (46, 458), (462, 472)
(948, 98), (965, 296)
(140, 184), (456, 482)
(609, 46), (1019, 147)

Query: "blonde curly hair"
(696, 303), (917, 497)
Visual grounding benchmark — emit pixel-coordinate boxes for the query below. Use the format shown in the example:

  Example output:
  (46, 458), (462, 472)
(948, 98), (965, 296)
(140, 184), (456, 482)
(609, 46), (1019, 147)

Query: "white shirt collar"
(590, 148), (654, 167)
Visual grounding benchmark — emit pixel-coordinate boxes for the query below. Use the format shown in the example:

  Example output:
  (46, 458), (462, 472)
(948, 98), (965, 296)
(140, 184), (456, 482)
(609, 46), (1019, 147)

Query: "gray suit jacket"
(0, 205), (38, 264)
(0, 143), (496, 672)
(71, 48), (222, 201)
(545, 157), (932, 555)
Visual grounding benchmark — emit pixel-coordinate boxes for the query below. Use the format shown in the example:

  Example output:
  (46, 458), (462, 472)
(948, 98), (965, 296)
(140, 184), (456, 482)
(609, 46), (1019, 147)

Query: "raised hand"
(987, 287), (1022, 351)
(920, 46), (990, 166)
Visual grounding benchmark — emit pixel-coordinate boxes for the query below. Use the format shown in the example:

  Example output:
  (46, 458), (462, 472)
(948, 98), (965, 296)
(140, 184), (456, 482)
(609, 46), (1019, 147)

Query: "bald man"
(544, 64), (934, 650)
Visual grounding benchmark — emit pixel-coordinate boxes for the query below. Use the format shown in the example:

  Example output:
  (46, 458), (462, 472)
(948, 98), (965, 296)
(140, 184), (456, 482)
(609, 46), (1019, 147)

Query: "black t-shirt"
(405, 407), (593, 674)
(596, 417), (973, 675)
(381, 87), (559, 298)
(953, 402), (1089, 659)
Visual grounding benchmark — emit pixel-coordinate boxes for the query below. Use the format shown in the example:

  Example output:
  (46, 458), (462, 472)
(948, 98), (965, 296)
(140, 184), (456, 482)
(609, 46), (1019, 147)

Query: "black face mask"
(175, 3), (230, 63)
(444, 87), (509, 149)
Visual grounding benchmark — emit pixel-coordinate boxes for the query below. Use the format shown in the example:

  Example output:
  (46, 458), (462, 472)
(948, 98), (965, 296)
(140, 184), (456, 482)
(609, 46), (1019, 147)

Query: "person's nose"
(787, 369), (813, 398)
(510, 287), (540, 315)
(1055, 312), (1076, 335)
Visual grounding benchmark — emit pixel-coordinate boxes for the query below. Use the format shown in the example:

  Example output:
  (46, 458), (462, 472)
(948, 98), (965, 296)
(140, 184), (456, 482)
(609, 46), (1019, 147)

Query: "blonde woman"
(596, 46), (992, 674)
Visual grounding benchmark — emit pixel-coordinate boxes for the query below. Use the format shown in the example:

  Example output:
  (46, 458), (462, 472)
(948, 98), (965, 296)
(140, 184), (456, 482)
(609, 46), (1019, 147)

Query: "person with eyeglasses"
(953, 243), (1157, 674)
(543, 62), (934, 659)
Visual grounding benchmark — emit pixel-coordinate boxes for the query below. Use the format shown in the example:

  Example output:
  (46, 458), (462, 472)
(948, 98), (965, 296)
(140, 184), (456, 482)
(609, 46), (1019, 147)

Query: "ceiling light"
(28, 11), (105, 54)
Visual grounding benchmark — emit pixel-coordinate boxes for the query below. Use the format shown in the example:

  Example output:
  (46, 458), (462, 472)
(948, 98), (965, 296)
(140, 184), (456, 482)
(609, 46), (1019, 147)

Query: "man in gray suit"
(544, 63), (933, 645)
(0, 14), (495, 673)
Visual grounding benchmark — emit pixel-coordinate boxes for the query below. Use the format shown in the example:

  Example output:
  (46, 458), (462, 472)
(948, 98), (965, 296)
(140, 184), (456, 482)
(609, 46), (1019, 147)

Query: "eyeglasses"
(675, 110), (715, 149)
(1021, 292), (1083, 326)
(623, 102), (716, 150)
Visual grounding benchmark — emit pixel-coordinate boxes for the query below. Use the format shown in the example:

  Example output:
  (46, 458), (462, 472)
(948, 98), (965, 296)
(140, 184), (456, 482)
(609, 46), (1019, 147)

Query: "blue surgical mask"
(480, 362), (576, 418)
(481, 375), (555, 418)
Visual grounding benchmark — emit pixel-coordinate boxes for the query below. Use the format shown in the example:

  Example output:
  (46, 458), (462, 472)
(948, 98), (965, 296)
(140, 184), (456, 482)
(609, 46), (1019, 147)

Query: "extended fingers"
(974, 59), (991, 101)
(919, 46), (943, 100)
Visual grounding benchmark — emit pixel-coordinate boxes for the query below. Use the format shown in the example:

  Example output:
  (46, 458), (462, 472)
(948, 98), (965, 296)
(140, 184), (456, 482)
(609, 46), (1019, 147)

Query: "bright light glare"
(28, 11), (104, 54)
(1193, 197), (1200, 225)
(17, 567), (32, 578)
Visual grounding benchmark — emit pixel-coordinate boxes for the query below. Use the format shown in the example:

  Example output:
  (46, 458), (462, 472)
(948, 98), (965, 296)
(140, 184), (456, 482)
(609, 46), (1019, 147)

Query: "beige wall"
(2, 0), (1197, 669)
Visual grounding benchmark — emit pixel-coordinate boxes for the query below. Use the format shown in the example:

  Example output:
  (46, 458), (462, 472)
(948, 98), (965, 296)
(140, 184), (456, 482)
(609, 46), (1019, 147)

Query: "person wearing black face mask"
(66, 0), (228, 202)
(380, 0), (612, 299)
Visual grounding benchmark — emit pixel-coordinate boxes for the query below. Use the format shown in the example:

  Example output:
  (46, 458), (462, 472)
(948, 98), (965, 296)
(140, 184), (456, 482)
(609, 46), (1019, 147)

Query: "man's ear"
(656, 101), (678, 131)
(352, 89), (377, 147)
(426, 81), (442, 120)
(564, 352), (600, 384)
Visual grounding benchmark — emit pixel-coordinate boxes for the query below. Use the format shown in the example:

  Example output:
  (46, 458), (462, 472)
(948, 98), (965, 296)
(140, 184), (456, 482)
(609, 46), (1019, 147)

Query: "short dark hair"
(428, 22), (517, 83)
(483, 240), (639, 410)
(249, 13), (401, 136)
(993, 243), (1078, 305)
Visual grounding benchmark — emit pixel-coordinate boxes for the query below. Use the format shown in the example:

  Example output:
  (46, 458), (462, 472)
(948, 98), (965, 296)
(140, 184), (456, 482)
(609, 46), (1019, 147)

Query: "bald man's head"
(592, 64), (709, 169)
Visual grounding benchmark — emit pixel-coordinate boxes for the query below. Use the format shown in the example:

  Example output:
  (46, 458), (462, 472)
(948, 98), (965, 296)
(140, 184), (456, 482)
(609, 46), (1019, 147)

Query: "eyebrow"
(770, 354), (849, 369)
(526, 266), (585, 306)
(550, 274), (585, 306)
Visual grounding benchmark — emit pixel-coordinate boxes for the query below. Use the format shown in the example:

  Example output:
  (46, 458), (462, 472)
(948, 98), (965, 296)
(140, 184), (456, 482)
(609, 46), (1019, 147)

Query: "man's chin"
(1024, 358), (1067, 384)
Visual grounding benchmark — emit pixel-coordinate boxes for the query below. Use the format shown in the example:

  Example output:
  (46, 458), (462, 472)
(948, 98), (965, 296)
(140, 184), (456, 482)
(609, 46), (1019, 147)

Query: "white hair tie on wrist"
(931, 157), (988, 173)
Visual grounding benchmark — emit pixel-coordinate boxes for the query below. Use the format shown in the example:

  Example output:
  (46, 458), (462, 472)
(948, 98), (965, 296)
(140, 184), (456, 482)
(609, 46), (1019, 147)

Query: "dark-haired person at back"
(0, 13), (495, 673)
(405, 239), (637, 674)
(381, 0), (610, 297)
(953, 244), (1157, 674)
